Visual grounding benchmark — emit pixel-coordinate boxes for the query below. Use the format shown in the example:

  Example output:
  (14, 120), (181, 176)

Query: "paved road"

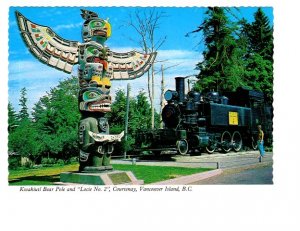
(193, 164), (273, 184)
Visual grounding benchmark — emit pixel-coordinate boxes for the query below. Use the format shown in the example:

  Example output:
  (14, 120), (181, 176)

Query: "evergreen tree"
(9, 88), (39, 158)
(247, 8), (273, 61)
(189, 7), (273, 103)
(18, 87), (29, 121)
(192, 7), (245, 92)
(8, 102), (18, 132)
(243, 8), (273, 102)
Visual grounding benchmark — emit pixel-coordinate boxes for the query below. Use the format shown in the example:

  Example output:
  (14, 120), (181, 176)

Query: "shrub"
(55, 159), (65, 166)
(24, 160), (34, 168)
(8, 157), (20, 170)
(69, 156), (78, 163)
(41, 157), (56, 166)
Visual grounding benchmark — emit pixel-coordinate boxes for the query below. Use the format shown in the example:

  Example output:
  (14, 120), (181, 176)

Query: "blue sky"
(8, 6), (273, 113)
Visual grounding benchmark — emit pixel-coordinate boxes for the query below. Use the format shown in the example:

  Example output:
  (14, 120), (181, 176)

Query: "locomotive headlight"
(164, 90), (178, 101)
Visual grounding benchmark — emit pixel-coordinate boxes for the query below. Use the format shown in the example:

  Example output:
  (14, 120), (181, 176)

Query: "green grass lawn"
(9, 163), (213, 185)
(114, 164), (212, 184)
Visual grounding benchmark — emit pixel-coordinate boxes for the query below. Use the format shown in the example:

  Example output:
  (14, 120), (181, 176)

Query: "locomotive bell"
(188, 91), (201, 102)
(206, 91), (220, 103)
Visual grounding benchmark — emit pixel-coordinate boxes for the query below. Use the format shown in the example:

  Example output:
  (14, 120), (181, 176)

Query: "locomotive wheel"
(231, 131), (243, 152)
(206, 146), (216, 154)
(206, 139), (217, 154)
(251, 136), (258, 150)
(221, 131), (232, 153)
(176, 139), (188, 155)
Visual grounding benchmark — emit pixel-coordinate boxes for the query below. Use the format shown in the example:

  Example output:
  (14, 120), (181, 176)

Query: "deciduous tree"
(124, 9), (167, 128)
(32, 76), (80, 159)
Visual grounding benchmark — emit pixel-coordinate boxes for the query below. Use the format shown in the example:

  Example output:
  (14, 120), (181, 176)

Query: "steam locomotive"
(134, 77), (273, 155)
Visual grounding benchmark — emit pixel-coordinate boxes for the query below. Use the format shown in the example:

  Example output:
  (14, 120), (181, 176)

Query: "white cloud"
(9, 60), (73, 112)
(158, 49), (201, 59)
(108, 46), (145, 53)
(52, 22), (82, 32)
(9, 60), (75, 79)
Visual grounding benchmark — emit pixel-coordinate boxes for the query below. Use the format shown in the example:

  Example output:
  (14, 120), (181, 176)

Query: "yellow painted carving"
(91, 76), (111, 87)
(105, 21), (111, 38)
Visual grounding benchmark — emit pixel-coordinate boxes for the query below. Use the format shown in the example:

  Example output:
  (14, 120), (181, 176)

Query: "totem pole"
(15, 9), (156, 172)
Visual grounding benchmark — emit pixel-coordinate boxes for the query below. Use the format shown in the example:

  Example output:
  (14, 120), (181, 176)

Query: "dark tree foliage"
(8, 102), (18, 132)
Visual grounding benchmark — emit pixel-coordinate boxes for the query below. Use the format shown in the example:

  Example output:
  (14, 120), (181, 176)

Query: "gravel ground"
(193, 164), (273, 184)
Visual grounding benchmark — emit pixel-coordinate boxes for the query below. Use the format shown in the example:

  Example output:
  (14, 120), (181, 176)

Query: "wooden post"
(160, 64), (165, 128)
(124, 83), (130, 159)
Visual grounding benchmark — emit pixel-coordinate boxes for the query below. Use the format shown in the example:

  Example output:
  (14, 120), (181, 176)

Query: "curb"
(222, 161), (273, 174)
(149, 169), (223, 185)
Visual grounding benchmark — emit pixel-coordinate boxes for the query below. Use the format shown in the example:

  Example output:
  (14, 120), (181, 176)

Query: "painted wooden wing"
(108, 50), (157, 80)
(15, 11), (80, 73)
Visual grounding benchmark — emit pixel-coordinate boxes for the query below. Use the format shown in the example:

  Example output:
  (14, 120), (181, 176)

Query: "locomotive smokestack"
(175, 77), (185, 103)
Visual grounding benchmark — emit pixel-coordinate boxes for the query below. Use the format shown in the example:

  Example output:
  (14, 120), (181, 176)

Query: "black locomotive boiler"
(134, 77), (273, 155)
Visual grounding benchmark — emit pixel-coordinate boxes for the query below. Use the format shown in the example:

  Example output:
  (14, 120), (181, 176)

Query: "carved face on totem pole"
(77, 42), (112, 113)
(78, 10), (112, 114)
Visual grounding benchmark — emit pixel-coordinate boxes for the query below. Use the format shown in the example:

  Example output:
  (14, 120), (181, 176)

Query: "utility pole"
(160, 64), (165, 128)
(124, 83), (130, 159)
(151, 64), (155, 129)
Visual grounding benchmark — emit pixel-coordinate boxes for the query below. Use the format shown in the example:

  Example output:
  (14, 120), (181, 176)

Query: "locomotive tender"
(134, 77), (273, 155)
